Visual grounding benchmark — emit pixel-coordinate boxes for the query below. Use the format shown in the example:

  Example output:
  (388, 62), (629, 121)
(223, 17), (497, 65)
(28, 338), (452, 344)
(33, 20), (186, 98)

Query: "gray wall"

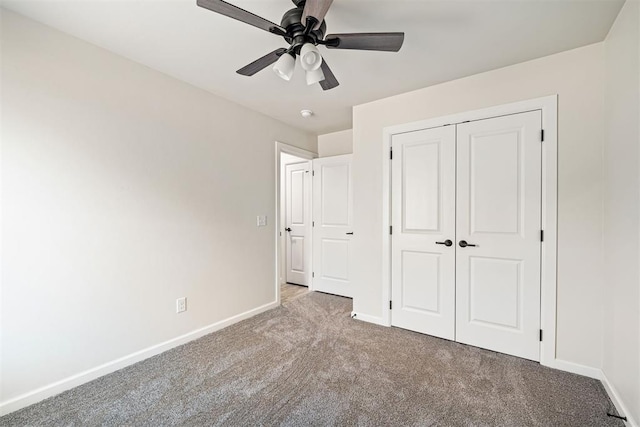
(1, 9), (315, 405)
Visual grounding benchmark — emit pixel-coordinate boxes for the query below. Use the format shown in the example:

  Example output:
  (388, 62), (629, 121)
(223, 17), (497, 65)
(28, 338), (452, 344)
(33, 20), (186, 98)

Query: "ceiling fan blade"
(197, 0), (286, 35)
(325, 32), (405, 52)
(236, 48), (287, 76)
(319, 59), (339, 91)
(302, 0), (334, 30)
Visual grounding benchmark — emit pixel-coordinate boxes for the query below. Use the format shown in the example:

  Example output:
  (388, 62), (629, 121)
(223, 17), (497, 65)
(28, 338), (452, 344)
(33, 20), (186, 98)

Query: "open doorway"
(275, 142), (316, 304)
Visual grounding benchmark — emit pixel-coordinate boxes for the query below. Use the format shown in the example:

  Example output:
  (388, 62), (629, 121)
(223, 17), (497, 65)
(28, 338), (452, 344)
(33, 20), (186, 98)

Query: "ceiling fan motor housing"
(281, 5), (326, 53)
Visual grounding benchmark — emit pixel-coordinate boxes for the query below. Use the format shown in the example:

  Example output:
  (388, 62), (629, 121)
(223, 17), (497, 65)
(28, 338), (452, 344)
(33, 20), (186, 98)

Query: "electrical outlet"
(176, 297), (187, 313)
(257, 215), (267, 227)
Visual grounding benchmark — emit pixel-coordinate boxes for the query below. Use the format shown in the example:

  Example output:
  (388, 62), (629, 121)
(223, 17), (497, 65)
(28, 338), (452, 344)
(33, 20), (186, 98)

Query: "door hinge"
(312, 170), (315, 176)
(541, 129), (545, 142)
(390, 225), (393, 235)
(540, 230), (544, 242)
(390, 148), (393, 160)
(312, 221), (315, 227)
(389, 301), (392, 310)
(539, 329), (543, 342)
(312, 272), (315, 278)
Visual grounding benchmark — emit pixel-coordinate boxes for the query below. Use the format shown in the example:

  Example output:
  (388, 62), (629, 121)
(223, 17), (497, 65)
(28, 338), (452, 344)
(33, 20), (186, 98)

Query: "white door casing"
(455, 111), (542, 361)
(381, 96), (557, 367)
(390, 126), (457, 340)
(312, 155), (354, 297)
(285, 162), (311, 285)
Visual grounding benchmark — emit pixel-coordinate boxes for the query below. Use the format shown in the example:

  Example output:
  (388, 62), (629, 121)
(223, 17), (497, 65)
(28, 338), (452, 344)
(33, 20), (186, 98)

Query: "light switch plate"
(257, 215), (267, 227)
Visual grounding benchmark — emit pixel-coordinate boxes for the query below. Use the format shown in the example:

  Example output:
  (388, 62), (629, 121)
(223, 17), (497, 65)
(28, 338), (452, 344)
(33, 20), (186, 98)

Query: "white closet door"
(312, 155), (353, 297)
(455, 111), (542, 361)
(285, 162), (311, 285)
(391, 126), (456, 340)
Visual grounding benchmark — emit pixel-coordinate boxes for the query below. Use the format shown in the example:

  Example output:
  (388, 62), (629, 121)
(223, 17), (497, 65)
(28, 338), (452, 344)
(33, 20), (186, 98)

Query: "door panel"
(313, 155), (353, 297)
(285, 162), (310, 285)
(401, 251), (441, 313)
(469, 131), (521, 234)
(290, 236), (305, 272)
(403, 142), (441, 232)
(468, 256), (522, 329)
(290, 169), (305, 224)
(391, 126), (456, 340)
(455, 111), (542, 361)
(321, 163), (350, 225)
(321, 239), (349, 280)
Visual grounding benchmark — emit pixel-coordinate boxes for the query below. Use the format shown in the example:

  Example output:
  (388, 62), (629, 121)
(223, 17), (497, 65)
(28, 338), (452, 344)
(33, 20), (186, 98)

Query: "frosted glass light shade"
(306, 67), (325, 85)
(273, 53), (295, 81)
(300, 43), (322, 71)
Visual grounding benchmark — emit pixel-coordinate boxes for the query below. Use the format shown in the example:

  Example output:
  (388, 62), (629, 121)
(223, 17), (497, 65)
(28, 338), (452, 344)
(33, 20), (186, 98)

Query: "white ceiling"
(1, 0), (624, 135)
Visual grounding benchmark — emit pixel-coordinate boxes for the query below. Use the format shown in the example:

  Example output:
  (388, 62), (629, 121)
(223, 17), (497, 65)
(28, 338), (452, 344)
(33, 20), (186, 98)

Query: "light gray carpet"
(281, 283), (309, 304)
(1, 292), (623, 426)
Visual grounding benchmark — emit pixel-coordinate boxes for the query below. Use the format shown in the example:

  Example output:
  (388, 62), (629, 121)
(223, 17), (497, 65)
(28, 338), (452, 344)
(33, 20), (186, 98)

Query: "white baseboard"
(601, 371), (639, 427)
(0, 300), (279, 416)
(543, 361), (637, 426)
(543, 358), (603, 380)
(350, 311), (389, 327)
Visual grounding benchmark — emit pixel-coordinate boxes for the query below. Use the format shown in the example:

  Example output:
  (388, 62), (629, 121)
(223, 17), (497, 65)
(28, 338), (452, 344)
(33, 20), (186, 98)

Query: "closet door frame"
(381, 95), (558, 369)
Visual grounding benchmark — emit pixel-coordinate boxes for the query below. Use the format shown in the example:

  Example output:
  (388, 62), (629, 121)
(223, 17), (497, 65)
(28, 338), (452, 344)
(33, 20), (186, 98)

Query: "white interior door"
(455, 111), (542, 361)
(285, 162), (311, 285)
(390, 126), (457, 340)
(312, 155), (353, 297)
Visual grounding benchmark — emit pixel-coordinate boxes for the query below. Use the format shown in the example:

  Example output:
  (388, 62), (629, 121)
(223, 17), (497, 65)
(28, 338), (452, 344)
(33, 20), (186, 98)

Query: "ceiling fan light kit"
(273, 53), (296, 81)
(300, 43), (322, 71)
(196, 0), (405, 91)
(305, 67), (325, 86)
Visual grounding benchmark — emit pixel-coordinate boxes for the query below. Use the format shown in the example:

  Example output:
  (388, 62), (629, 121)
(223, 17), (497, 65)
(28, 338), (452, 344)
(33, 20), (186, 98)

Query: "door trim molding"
(275, 142), (317, 305)
(380, 95), (558, 368)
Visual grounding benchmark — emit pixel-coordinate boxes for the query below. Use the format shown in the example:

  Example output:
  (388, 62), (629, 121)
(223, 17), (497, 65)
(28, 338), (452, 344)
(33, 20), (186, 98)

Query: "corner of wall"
(317, 129), (353, 157)
(601, 0), (640, 424)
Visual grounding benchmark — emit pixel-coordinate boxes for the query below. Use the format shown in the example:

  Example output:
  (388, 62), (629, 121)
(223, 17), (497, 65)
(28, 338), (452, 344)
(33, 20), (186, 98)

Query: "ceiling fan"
(196, 0), (405, 90)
